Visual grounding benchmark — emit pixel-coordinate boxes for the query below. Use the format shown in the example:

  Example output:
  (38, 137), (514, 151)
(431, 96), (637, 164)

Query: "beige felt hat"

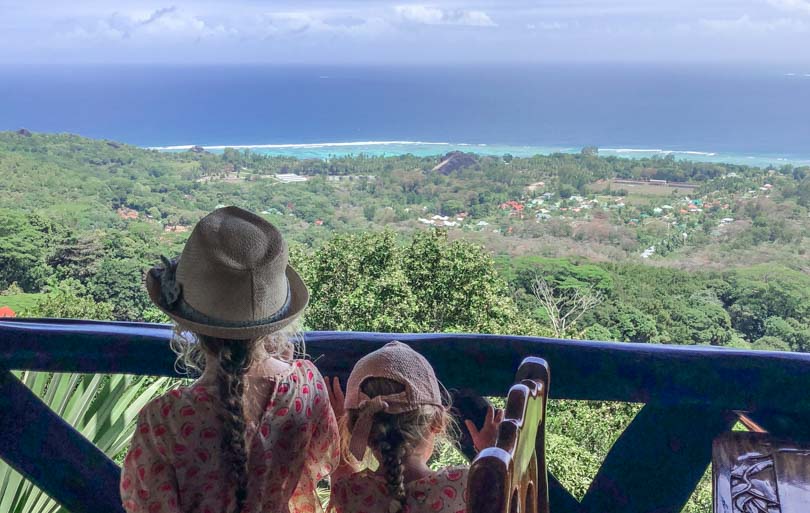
(146, 206), (308, 339)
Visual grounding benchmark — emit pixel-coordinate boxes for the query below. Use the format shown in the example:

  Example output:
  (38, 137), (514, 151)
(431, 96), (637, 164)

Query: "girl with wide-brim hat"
(121, 206), (339, 513)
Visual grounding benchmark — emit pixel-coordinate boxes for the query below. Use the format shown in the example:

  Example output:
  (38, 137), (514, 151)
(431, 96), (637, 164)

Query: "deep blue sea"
(1, 64), (809, 166)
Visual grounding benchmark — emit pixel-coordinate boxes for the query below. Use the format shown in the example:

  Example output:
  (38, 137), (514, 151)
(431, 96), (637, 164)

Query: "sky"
(1, 0), (809, 66)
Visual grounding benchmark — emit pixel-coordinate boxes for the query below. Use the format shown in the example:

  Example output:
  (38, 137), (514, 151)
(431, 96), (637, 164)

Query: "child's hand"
(464, 405), (504, 452)
(326, 376), (345, 419)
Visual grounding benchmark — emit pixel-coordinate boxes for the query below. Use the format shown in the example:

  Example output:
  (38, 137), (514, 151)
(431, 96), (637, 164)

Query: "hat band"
(171, 281), (292, 329)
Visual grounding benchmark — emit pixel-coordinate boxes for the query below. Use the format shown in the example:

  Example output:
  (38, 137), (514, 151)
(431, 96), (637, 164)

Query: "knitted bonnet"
(344, 341), (443, 460)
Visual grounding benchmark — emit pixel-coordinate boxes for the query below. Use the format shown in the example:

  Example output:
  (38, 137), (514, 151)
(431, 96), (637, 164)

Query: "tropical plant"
(0, 371), (171, 513)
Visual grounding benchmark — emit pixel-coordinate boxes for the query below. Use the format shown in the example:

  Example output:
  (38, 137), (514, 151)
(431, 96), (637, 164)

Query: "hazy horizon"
(2, 1), (810, 66)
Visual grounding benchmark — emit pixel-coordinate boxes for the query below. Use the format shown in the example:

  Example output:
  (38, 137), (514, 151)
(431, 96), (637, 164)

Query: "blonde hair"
(169, 320), (305, 377)
(344, 377), (458, 513)
(168, 320), (304, 513)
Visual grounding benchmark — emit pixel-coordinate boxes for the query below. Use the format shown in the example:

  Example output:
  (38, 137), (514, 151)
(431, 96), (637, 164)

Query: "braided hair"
(371, 417), (408, 513)
(198, 335), (259, 513)
(348, 378), (452, 513)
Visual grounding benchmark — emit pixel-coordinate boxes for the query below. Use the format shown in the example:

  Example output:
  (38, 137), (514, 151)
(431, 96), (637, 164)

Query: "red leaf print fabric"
(329, 466), (469, 513)
(121, 360), (339, 513)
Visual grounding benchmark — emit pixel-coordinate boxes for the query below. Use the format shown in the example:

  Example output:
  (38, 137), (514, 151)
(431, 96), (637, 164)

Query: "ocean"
(1, 64), (809, 167)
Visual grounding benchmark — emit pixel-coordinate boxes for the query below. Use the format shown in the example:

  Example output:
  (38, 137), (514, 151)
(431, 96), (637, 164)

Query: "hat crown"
(191, 207), (285, 271)
(345, 341), (443, 412)
(175, 207), (290, 325)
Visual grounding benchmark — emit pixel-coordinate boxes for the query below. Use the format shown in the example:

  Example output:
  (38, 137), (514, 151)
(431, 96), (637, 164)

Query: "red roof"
(499, 200), (524, 211)
(0, 306), (16, 318)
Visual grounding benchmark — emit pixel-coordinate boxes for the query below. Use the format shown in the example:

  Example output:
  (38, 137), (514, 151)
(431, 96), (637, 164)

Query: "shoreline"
(148, 140), (810, 168)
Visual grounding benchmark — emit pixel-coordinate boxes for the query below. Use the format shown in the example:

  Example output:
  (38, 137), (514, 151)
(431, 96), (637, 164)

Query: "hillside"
(0, 130), (808, 351)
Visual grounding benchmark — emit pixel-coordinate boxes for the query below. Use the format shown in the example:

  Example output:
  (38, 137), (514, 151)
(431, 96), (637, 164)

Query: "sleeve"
(290, 361), (342, 513)
(120, 400), (180, 513)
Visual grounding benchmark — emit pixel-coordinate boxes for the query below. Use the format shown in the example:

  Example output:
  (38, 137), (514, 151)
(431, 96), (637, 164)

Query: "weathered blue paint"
(3, 319), (810, 411)
(581, 403), (736, 513)
(1, 318), (810, 513)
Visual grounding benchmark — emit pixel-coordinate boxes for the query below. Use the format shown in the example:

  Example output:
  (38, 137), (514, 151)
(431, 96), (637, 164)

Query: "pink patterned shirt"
(121, 359), (339, 513)
(330, 466), (469, 513)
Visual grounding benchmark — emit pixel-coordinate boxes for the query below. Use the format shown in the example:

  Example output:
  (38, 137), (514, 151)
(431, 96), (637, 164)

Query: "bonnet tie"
(348, 396), (389, 461)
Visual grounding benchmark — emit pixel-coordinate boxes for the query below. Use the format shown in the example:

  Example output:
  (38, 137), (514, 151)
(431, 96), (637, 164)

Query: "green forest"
(1, 131), (807, 350)
(1, 131), (809, 512)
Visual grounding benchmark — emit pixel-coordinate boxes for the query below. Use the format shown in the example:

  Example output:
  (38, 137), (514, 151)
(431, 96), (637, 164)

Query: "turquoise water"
(154, 141), (810, 168)
(5, 64), (810, 167)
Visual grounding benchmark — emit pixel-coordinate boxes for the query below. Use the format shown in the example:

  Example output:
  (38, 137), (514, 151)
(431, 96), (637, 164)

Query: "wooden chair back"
(713, 431), (810, 513)
(468, 357), (550, 513)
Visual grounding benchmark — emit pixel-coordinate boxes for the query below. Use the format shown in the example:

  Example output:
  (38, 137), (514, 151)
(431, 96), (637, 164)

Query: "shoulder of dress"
(291, 359), (327, 380)
(143, 389), (176, 410)
(334, 469), (374, 488)
(292, 358), (316, 370)
(139, 385), (205, 421)
(434, 465), (469, 483)
(134, 394), (165, 426)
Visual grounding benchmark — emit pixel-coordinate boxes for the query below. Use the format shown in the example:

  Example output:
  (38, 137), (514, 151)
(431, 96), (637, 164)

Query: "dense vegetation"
(1, 131), (809, 513)
(2, 131), (807, 349)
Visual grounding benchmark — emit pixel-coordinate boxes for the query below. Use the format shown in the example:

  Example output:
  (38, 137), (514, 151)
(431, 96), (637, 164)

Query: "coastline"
(149, 140), (810, 168)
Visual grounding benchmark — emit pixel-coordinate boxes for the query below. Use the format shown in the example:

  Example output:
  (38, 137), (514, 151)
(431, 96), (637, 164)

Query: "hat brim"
(146, 265), (308, 340)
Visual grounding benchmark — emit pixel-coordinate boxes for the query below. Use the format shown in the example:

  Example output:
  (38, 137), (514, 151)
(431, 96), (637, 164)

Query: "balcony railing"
(2, 318), (810, 513)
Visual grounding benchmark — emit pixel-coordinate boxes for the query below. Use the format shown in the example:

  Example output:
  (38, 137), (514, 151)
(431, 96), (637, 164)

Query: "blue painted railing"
(2, 318), (810, 513)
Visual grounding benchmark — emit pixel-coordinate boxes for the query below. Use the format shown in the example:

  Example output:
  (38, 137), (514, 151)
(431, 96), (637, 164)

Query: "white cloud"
(768, 0), (810, 15)
(51, 4), (393, 47)
(5, 0), (809, 65)
(261, 12), (314, 36)
(394, 5), (496, 27)
(527, 21), (568, 31)
(58, 6), (228, 42)
(252, 10), (389, 38)
(697, 14), (808, 33)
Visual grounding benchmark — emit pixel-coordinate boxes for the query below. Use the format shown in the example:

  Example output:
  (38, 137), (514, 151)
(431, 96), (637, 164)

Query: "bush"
(22, 278), (114, 320)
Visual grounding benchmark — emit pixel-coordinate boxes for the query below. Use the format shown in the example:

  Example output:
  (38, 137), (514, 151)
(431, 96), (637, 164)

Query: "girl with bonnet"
(121, 206), (339, 513)
(327, 341), (502, 513)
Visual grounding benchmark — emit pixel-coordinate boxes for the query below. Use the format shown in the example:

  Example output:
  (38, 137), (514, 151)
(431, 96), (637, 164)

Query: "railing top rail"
(2, 318), (810, 414)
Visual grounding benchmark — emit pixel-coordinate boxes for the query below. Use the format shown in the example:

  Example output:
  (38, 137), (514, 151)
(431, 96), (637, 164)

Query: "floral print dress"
(121, 359), (339, 513)
(330, 466), (469, 513)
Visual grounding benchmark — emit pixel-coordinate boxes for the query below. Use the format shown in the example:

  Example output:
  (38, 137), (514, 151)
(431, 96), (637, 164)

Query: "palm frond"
(0, 372), (173, 513)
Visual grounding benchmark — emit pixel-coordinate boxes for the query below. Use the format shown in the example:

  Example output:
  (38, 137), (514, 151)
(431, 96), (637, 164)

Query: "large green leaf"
(0, 372), (172, 513)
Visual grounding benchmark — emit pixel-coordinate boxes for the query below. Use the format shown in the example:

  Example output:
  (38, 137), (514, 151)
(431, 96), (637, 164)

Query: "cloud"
(527, 21), (568, 31)
(393, 5), (496, 27)
(253, 10), (389, 38)
(57, 6), (227, 41)
(6, 0), (809, 65)
(697, 14), (808, 34)
(768, 0), (810, 15)
(141, 7), (178, 27)
(261, 12), (313, 36)
(323, 15), (367, 28)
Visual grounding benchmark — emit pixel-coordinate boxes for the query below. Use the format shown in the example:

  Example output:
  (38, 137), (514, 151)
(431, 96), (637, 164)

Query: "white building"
(274, 173), (308, 183)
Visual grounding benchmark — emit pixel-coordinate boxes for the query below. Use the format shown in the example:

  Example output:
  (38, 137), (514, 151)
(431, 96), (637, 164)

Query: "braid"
(352, 377), (454, 513)
(200, 336), (257, 513)
(373, 419), (407, 513)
